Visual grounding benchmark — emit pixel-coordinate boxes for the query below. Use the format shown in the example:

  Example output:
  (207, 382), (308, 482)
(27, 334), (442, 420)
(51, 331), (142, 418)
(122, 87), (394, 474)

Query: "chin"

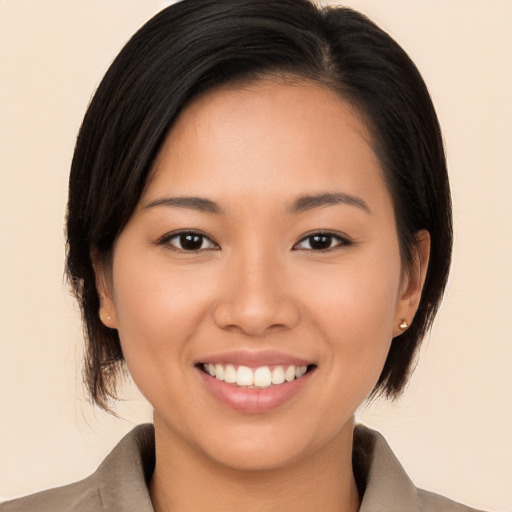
(201, 437), (314, 473)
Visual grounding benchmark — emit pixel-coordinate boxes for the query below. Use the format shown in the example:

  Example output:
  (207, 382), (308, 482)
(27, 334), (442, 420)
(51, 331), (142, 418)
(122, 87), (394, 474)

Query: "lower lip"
(198, 368), (313, 414)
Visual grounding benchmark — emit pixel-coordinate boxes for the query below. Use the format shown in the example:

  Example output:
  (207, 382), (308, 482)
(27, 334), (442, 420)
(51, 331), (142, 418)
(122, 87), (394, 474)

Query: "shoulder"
(417, 488), (486, 512)
(0, 475), (101, 512)
(353, 424), (488, 512)
(0, 424), (155, 512)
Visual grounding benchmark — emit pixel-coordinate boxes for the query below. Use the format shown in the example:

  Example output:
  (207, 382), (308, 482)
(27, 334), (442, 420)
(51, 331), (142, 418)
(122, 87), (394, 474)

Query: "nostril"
(212, 292), (301, 336)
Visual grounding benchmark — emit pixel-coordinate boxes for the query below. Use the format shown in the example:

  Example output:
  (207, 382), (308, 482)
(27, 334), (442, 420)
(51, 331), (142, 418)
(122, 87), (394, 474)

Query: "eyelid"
(156, 229), (351, 252)
(293, 231), (353, 251)
(157, 229), (220, 251)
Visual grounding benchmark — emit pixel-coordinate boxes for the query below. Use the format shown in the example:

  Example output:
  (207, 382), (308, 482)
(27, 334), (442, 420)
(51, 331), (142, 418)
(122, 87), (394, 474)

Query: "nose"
(212, 251), (300, 336)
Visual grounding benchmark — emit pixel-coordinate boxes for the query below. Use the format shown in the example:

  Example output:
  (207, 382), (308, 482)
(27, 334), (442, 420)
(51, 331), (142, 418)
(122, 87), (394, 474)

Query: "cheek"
(298, 249), (401, 387)
(303, 251), (401, 335)
(110, 249), (218, 375)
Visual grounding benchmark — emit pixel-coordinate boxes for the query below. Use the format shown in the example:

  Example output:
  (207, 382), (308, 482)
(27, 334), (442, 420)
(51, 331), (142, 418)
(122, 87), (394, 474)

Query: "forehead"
(145, 79), (388, 212)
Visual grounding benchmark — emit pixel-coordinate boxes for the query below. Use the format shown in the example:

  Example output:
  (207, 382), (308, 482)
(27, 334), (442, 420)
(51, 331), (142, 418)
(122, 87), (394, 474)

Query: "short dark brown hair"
(66, 0), (452, 411)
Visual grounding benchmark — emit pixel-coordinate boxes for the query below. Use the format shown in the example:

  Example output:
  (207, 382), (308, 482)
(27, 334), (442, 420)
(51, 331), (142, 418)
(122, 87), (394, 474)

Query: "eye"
(293, 232), (351, 251)
(160, 231), (219, 251)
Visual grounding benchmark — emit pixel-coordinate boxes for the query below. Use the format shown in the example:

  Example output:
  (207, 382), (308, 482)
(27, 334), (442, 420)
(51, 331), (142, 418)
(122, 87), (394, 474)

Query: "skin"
(97, 79), (429, 512)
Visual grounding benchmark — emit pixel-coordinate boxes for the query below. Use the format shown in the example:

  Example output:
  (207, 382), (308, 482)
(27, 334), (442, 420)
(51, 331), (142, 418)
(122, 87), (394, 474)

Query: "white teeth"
(237, 366), (254, 386)
(285, 366), (296, 382)
(295, 366), (307, 378)
(214, 364), (224, 380)
(224, 364), (237, 383)
(203, 363), (310, 388)
(254, 367), (272, 387)
(271, 366), (285, 385)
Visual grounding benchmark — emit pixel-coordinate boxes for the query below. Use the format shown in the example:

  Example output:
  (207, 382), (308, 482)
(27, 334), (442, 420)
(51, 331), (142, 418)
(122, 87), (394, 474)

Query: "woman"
(0, 1), (489, 510)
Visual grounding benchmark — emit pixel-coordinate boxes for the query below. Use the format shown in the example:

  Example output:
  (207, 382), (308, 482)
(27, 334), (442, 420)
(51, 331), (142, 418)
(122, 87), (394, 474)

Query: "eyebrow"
(144, 191), (370, 216)
(144, 196), (225, 214)
(288, 192), (370, 214)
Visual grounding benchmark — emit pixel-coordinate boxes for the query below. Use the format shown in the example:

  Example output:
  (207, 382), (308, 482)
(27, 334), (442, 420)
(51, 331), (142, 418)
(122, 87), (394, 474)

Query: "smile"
(201, 363), (310, 389)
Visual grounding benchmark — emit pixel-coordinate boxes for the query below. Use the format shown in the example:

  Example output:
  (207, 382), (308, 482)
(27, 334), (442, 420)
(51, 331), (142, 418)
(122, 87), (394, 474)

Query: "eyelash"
(293, 232), (352, 252)
(158, 230), (352, 252)
(158, 230), (219, 251)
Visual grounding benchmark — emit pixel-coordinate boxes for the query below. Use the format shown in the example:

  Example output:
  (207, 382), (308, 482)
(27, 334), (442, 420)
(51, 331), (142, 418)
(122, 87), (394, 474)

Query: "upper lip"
(196, 349), (315, 368)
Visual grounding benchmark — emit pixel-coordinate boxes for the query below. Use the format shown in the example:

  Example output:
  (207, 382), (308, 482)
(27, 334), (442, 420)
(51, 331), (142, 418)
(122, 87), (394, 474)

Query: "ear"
(393, 230), (430, 337)
(91, 251), (118, 329)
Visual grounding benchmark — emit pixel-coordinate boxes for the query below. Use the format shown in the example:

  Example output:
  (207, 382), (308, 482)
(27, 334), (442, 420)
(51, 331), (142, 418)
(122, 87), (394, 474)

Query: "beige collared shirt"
(0, 424), (485, 512)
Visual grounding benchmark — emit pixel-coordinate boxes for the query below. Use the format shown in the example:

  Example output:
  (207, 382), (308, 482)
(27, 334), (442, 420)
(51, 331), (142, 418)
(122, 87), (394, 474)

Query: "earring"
(399, 319), (408, 330)
(100, 310), (112, 323)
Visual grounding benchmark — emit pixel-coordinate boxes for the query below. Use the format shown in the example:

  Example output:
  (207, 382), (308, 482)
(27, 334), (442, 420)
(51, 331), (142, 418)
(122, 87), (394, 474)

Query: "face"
(98, 80), (428, 471)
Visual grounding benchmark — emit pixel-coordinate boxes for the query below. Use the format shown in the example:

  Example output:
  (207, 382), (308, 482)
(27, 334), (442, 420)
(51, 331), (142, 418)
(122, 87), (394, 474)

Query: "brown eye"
(162, 231), (218, 251)
(294, 232), (350, 251)
(179, 234), (204, 250)
(309, 234), (334, 250)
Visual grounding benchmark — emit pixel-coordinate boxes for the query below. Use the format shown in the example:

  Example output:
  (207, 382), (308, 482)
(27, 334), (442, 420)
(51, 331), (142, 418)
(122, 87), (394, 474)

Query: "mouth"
(198, 363), (317, 389)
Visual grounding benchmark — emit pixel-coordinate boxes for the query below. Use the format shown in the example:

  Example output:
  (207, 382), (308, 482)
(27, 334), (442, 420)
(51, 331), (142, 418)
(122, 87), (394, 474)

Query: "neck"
(149, 414), (361, 512)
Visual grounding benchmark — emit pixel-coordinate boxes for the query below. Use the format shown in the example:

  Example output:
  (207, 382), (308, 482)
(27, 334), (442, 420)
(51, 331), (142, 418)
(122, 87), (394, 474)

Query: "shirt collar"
(353, 424), (420, 512)
(98, 424), (155, 512)
(97, 423), (420, 511)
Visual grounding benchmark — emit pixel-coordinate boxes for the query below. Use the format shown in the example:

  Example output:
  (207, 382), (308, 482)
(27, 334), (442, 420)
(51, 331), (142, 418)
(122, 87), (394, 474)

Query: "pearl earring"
(399, 320), (408, 330)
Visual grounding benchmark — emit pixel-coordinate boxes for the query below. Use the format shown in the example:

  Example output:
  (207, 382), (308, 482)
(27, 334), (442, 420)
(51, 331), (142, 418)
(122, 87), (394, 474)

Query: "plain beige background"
(1, 0), (511, 509)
